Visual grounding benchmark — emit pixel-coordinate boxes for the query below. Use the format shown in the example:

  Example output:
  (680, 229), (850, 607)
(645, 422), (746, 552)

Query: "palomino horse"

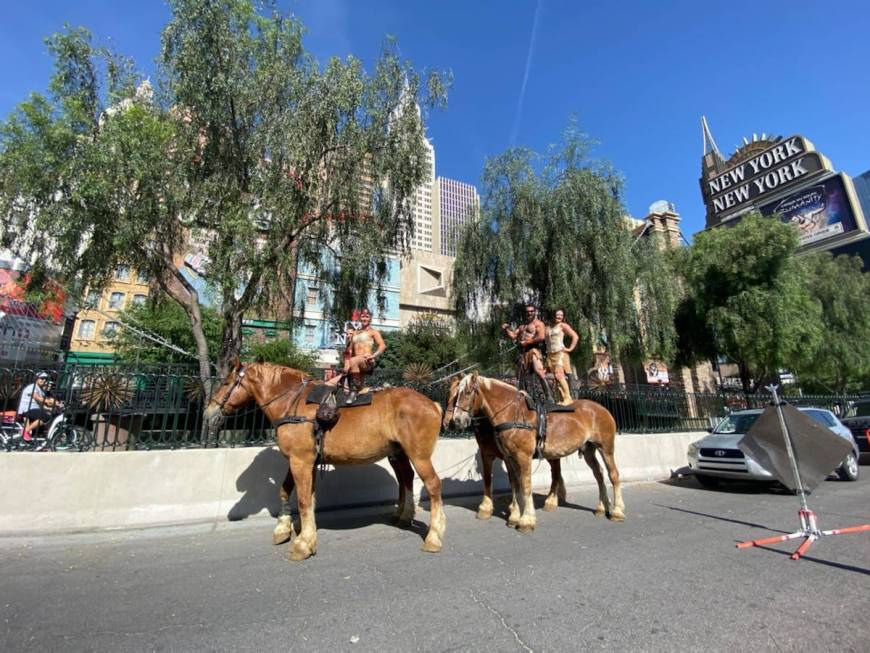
(468, 412), (567, 520)
(205, 361), (446, 560)
(443, 372), (624, 532)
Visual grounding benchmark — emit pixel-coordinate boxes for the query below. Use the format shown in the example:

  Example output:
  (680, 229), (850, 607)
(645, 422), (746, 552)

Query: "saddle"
(273, 381), (379, 474)
(522, 394), (575, 414)
(305, 384), (374, 408)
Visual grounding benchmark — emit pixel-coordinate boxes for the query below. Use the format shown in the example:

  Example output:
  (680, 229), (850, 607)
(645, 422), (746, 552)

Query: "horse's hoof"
(516, 522), (535, 533)
(593, 508), (606, 518)
(608, 511), (626, 522)
(421, 539), (442, 553)
(396, 516), (413, 528)
(476, 510), (493, 520)
(506, 520), (519, 528)
(542, 499), (558, 512)
(272, 529), (293, 546)
(289, 542), (315, 561)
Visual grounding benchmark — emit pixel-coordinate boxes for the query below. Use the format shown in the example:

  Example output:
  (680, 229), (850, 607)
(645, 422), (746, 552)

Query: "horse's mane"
(458, 373), (526, 398)
(253, 362), (310, 388)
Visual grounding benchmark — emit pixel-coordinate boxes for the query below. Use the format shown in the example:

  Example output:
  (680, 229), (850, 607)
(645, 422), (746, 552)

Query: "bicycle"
(0, 408), (91, 452)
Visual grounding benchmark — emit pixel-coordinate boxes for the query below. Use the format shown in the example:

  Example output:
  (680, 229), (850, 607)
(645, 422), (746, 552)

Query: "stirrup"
(345, 391), (358, 405)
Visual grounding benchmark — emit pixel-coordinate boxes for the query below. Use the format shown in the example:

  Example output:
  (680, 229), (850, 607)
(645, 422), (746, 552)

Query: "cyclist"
(17, 372), (62, 441)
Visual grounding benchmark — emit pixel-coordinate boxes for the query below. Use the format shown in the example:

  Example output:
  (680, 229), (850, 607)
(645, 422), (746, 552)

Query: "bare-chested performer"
(545, 309), (579, 405)
(501, 304), (553, 403)
(328, 308), (386, 404)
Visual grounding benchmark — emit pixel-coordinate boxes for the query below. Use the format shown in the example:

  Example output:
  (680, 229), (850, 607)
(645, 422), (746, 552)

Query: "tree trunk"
(286, 242), (299, 340)
(738, 363), (753, 396)
(159, 268), (214, 383)
(218, 306), (244, 378)
(158, 266), (216, 447)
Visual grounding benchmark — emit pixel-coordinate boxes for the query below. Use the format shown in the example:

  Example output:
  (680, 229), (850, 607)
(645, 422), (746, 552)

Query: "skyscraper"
(409, 137), (436, 252)
(435, 176), (480, 257)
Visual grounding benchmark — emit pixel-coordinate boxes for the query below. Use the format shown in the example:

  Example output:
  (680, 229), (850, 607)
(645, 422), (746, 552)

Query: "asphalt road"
(2, 473), (869, 652)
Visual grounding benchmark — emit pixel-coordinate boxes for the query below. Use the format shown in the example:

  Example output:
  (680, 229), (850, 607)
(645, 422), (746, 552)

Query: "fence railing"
(1, 365), (862, 451)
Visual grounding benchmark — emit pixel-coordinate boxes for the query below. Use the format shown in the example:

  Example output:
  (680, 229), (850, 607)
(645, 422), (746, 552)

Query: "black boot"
(346, 373), (362, 404)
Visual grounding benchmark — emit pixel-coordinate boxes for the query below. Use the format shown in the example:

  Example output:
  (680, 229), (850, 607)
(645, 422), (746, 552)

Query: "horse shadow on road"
(433, 452), (599, 517)
(227, 447), (287, 521)
(227, 447), (428, 540)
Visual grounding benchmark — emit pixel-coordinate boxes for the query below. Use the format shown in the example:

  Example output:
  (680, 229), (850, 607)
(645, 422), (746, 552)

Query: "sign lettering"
(707, 152), (825, 216)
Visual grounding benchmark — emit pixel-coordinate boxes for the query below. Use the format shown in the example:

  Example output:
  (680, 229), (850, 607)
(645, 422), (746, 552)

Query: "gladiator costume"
(511, 318), (554, 403)
(350, 330), (377, 373)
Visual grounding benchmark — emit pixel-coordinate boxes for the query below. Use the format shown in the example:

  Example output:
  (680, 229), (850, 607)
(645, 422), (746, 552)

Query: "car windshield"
(853, 402), (870, 417)
(713, 413), (760, 434)
(804, 409), (836, 428)
(715, 409), (836, 435)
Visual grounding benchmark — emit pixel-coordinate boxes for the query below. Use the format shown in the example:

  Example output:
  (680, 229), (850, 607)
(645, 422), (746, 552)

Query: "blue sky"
(2, 0), (869, 238)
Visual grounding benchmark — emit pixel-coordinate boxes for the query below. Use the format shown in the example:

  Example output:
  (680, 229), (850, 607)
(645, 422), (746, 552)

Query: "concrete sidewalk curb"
(0, 432), (702, 535)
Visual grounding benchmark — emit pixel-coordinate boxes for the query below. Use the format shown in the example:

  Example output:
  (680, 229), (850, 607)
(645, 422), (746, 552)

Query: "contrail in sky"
(510, 0), (543, 146)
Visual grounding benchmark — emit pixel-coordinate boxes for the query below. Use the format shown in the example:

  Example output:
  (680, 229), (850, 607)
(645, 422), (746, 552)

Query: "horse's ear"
(233, 356), (242, 372)
(471, 370), (479, 381)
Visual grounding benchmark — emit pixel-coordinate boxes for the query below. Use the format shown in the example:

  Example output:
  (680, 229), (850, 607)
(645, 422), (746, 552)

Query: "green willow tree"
(379, 314), (460, 372)
(675, 212), (823, 393)
(453, 125), (679, 368)
(794, 252), (870, 393)
(111, 300), (223, 366)
(0, 0), (449, 381)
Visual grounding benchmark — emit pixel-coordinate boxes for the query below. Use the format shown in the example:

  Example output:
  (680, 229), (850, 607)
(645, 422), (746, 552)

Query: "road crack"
(466, 588), (533, 652)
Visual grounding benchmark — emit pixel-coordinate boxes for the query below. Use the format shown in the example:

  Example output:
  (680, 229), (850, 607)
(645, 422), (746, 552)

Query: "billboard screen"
(760, 175), (857, 247)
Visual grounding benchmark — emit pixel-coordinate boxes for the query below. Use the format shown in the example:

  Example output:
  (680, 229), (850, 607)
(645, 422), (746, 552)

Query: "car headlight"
(687, 441), (700, 457)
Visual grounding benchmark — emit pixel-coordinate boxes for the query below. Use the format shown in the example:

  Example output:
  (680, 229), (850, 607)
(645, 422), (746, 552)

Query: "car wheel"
(837, 452), (859, 482)
(695, 474), (720, 489)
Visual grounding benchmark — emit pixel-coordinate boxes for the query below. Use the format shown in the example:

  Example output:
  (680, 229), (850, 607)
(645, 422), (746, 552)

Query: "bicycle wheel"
(49, 424), (83, 452)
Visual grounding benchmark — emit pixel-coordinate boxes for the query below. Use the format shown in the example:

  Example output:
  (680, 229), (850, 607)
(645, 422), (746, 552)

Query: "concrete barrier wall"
(0, 432), (703, 536)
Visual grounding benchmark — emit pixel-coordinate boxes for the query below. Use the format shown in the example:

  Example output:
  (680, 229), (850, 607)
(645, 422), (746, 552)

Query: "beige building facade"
(398, 249), (456, 327)
(68, 266), (150, 363)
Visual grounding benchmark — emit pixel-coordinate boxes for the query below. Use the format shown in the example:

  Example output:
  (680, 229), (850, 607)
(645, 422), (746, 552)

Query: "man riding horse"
(328, 308), (386, 403)
(501, 304), (554, 403)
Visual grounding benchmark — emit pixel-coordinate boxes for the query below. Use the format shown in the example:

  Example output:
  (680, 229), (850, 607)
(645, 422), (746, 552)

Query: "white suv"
(687, 407), (860, 489)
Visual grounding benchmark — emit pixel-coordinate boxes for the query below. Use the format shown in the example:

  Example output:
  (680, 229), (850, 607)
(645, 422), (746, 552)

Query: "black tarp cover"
(738, 404), (851, 492)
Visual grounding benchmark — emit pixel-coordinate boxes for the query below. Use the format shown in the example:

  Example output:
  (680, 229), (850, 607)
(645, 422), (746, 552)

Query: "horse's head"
(204, 358), (256, 433)
(442, 371), (482, 431)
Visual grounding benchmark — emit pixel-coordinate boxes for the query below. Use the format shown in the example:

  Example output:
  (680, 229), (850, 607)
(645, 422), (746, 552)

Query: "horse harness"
(219, 366), (327, 470)
(491, 396), (546, 459)
(490, 390), (574, 458)
(272, 382), (371, 474)
(271, 380), (332, 471)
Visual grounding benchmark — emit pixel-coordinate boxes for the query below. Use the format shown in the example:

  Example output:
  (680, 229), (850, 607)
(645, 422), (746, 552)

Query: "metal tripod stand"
(736, 385), (870, 560)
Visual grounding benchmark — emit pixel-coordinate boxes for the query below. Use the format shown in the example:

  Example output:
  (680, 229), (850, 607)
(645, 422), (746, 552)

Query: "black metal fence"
(0, 365), (862, 451)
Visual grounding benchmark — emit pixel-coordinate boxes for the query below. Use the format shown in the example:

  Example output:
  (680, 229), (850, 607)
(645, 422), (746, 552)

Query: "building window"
(102, 322), (120, 338)
(85, 291), (100, 309)
(132, 294), (147, 307)
(304, 324), (317, 347)
(136, 271), (149, 284)
(78, 320), (96, 339)
(306, 285), (319, 306)
(108, 292), (126, 310)
(115, 266), (130, 282)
